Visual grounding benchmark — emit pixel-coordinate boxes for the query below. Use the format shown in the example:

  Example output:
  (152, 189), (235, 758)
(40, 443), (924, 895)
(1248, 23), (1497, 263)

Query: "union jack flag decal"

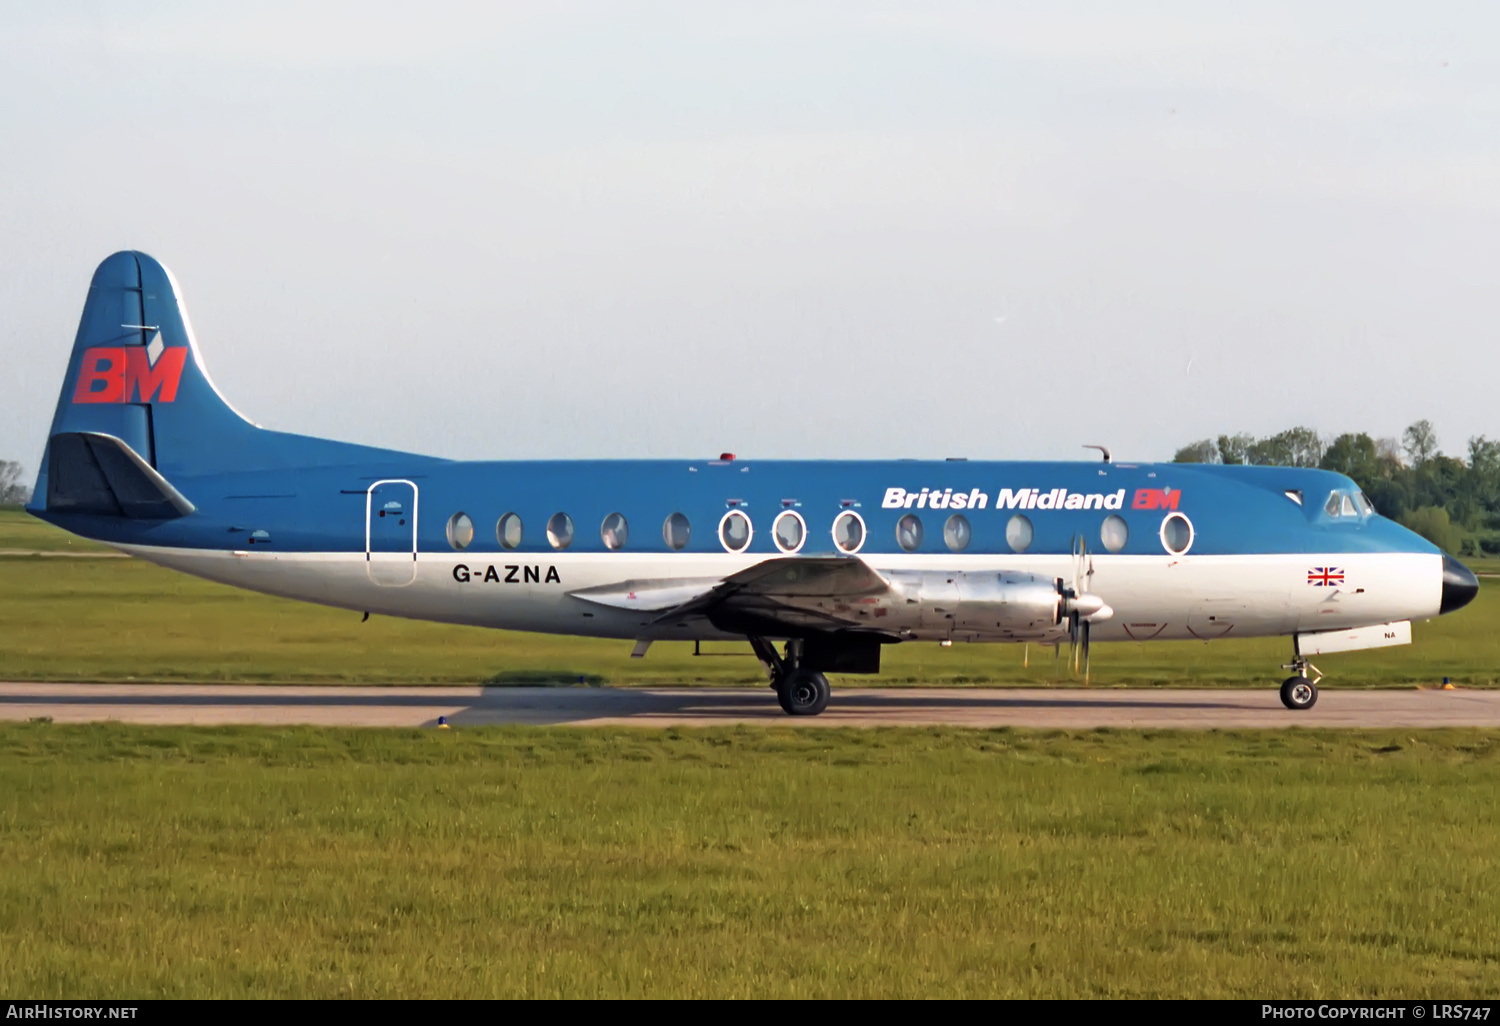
(1307, 567), (1345, 586)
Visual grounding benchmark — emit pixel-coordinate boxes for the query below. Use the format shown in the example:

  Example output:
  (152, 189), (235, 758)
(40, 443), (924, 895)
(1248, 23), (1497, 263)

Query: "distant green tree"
(1216, 433), (1254, 465)
(1400, 505), (1468, 555)
(1319, 433), (1383, 488)
(0, 461), (30, 505)
(1170, 422), (1500, 551)
(1465, 436), (1500, 512)
(1247, 426), (1324, 468)
(1172, 439), (1219, 464)
(1403, 420), (1438, 467)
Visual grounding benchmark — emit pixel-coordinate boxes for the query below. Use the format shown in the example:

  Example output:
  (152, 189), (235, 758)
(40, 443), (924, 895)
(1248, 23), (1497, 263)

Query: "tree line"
(0, 461), (30, 505)
(1173, 420), (1498, 555)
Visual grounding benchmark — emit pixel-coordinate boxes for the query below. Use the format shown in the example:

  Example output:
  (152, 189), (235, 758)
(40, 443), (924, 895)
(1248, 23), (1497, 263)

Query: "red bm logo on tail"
(72, 346), (187, 404)
(1132, 488), (1181, 510)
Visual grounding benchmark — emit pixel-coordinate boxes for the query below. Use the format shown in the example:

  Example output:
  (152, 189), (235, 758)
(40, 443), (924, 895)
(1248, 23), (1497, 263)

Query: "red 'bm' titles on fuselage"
(1132, 488), (1182, 510)
(72, 346), (188, 404)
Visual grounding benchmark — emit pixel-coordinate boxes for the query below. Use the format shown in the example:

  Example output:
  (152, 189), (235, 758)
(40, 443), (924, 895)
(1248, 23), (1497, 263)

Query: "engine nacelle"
(884, 570), (1069, 641)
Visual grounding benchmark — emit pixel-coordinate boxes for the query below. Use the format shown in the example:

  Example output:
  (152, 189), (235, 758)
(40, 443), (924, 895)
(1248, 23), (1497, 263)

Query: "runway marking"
(1, 684), (1498, 728)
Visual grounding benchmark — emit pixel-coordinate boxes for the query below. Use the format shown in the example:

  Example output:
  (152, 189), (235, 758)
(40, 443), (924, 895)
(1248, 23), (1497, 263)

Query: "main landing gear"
(749, 637), (830, 717)
(1279, 650), (1323, 711)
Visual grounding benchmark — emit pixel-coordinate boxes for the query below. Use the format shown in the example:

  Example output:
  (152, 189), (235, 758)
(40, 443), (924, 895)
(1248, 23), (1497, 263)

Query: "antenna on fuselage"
(1083, 444), (1112, 463)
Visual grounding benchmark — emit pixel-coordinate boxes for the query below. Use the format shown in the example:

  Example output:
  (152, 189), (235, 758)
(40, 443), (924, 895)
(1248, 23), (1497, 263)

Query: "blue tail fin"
(32, 251), (416, 513)
(37, 251), (260, 483)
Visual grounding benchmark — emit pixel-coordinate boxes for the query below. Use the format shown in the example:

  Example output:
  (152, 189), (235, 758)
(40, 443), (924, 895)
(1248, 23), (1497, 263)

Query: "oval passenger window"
(773, 511), (806, 553)
(496, 512), (522, 550)
(601, 512), (629, 550)
(896, 514), (923, 552)
(1160, 512), (1193, 555)
(1101, 514), (1129, 553)
(547, 512), (574, 550)
(719, 510), (752, 553)
(832, 511), (865, 553)
(447, 512), (474, 551)
(663, 512), (691, 551)
(944, 514), (971, 552)
(1006, 514), (1033, 553)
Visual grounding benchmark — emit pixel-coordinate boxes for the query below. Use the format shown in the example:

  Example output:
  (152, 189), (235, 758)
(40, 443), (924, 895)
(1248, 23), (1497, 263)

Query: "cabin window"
(1005, 514), (1033, 553)
(719, 510), (752, 553)
(943, 513), (971, 552)
(663, 512), (691, 550)
(773, 511), (806, 553)
(547, 512), (574, 550)
(497, 512), (522, 549)
(601, 512), (629, 550)
(1160, 512), (1193, 555)
(896, 514), (923, 552)
(447, 512), (474, 550)
(1101, 514), (1129, 553)
(832, 511), (865, 553)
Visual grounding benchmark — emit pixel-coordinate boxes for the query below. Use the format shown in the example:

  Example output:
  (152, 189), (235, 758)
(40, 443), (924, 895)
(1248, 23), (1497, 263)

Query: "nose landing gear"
(749, 636), (831, 716)
(1279, 651), (1322, 710)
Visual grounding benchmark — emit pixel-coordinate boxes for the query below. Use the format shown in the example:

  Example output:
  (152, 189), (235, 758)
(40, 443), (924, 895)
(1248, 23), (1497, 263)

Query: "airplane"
(26, 252), (1480, 715)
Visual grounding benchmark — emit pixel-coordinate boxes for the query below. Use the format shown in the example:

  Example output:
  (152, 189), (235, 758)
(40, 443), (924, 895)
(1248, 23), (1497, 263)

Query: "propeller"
(1065, 534), (1104, 681)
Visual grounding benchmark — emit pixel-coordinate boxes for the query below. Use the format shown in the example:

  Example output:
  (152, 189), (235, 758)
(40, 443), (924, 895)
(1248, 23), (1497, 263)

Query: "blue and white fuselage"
(27, 252), (1479, 714)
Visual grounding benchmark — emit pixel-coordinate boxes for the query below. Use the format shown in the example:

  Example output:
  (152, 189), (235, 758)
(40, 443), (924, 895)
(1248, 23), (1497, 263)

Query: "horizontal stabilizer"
(46, 432), (195, 519)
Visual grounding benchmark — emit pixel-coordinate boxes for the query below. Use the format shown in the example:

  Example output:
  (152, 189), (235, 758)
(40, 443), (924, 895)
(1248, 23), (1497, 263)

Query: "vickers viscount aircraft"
(28, 252), (1480, 714)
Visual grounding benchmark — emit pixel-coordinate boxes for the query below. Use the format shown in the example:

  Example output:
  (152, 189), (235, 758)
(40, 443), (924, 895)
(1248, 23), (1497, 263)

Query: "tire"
(1280, 675), (1318, 710)
(776, 670), (831, 716)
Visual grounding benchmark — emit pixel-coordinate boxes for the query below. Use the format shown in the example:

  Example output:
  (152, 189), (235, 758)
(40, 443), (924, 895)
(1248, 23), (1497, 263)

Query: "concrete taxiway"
(1, 683), (1497, 728)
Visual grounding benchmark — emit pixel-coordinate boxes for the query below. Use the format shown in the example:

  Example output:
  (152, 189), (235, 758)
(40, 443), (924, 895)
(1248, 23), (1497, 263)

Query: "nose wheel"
(1279, 647), (1322, 710)
(1279, 675), (1318, 710)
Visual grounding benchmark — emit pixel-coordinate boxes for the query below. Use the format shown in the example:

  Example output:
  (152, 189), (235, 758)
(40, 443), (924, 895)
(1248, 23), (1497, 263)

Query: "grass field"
(2, 509), (1496, 687)
(0, 723), (1495, 998)
(6, 512), (1500, 999)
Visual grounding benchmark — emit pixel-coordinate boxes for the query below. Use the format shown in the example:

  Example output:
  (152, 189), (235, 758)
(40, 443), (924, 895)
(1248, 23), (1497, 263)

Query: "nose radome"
(1440, 555), (1479, 614)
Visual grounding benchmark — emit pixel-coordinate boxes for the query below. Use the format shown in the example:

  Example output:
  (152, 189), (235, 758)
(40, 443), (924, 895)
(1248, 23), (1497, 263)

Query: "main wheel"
(1279, 675), (1318, 710)
(776, 670), (831, 716)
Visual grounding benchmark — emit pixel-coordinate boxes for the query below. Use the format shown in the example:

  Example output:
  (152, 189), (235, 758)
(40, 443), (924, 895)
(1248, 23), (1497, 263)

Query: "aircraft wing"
(569, 556), (897, 635)
(673, 556), (897, 634)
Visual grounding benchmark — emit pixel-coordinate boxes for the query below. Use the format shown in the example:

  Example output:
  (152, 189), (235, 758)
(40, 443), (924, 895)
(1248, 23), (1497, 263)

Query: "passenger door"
(366, 480), (418, 586)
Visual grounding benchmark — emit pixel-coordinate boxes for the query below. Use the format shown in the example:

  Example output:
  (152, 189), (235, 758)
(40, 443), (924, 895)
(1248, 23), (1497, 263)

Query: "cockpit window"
(1324, 490), (1370, 519)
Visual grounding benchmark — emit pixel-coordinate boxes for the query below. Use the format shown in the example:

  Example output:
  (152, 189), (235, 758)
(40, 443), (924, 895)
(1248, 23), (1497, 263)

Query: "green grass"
(0, 506), (110, 553)
(2, 509), (1496, 686)
(0, 723), (1496, 997)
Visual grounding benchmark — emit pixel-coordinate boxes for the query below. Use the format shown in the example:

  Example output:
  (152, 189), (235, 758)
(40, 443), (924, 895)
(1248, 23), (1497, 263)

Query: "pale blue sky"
(3, 1), (1498, 471)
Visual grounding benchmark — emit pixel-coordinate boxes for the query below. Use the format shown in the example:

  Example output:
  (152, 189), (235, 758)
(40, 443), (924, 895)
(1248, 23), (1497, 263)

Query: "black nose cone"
(1441, 555), (1479, 614)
